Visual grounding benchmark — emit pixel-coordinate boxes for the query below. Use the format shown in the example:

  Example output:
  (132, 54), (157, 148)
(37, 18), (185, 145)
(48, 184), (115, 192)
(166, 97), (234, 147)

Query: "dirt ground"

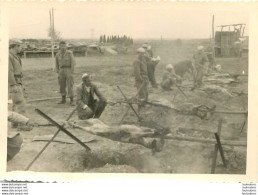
(7, 39), (248, 174)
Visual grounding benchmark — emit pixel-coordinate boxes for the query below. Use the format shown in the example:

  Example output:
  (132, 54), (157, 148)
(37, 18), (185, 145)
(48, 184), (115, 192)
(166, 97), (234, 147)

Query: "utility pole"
(50, 8), (55, 70)
(212, 15), (215, 64)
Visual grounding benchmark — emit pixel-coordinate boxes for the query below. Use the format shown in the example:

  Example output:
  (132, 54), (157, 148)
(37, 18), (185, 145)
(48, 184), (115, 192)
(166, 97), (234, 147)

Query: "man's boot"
(70, 97), (75, 106)
(58, 96), (66, 104)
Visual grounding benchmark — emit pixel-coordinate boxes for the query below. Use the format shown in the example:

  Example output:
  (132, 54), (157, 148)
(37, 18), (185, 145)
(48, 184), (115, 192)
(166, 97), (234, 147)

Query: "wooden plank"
(71, 122), (247, 147)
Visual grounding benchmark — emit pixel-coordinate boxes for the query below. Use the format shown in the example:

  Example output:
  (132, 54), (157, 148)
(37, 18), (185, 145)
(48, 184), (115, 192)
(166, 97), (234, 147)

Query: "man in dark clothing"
(76, 73), (107, 120)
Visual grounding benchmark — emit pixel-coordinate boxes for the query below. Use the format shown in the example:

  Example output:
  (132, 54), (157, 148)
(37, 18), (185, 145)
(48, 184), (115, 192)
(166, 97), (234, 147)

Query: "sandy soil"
(7, 40), (248, 174)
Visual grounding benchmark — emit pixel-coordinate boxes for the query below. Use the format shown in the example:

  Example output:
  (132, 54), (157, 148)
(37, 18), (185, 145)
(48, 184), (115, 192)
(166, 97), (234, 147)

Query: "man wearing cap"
(133, 47), (149, 101)
(161, 64), (181, 90)
(142, 43), (159, 88)
(76, 73), (107, 120)
(192, 46), (209, 88)
(9, 40), (26, 117)
(55, 41), (76, 105)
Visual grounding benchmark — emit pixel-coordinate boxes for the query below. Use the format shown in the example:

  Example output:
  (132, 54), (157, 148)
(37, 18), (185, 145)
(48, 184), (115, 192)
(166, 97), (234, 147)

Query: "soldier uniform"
(55, 43), (76, 105)
(192, 46), (209, 88)
(9, 42), (26, 114)
(143, 44), (158, 88)
(76, 75), (107, 120)
(133, 48), (149, 101)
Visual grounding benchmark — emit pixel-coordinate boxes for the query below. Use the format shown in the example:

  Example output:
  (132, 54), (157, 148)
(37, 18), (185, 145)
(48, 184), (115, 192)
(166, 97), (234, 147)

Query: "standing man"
(55, 41), (76, 105)
(142, 43), (159, 88)
(133, 48), (149, 101)
(9, 40), (26, 116)
(192, 46), (209, 88)
(76, 73), (107, 120)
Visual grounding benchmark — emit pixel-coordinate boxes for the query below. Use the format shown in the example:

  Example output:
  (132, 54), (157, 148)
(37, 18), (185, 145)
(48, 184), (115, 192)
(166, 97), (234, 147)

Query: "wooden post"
(212, 15), (215, 63)
(220, 27), (223, 57)
(240, 113), (248, 133)
(211, 118), (223, 174)
(214, 133), (227, 168)
(49, 8), (55, 71)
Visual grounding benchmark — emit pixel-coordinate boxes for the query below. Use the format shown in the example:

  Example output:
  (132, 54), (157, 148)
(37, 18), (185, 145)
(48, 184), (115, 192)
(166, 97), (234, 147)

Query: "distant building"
(215, 24), (247, 57)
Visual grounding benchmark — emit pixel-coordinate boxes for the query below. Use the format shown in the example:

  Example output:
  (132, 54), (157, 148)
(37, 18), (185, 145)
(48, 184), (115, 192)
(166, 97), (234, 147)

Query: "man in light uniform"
(76, 73), (107, 120)
(142, 43), (159, 88)
(133, 48), (149, 101)
(192, 46), (209, 88)
(55, 41), (76, 105)
(161, 64), (181, 90)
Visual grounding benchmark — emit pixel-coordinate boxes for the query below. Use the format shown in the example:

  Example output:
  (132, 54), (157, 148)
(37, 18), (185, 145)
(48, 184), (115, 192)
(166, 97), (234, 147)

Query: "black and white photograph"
(3, 2), (254, 177)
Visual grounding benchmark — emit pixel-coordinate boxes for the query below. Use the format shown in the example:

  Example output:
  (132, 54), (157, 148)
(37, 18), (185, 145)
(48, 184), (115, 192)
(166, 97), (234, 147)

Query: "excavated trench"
(67, 106), (247, 174)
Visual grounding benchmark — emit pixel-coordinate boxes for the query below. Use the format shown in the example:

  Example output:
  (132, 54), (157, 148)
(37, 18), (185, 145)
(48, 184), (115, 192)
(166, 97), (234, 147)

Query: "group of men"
(8, 40), (106, 160)
(133, 44), (209, 102)
(133, 43), (160, 102)
(55, 41), (107, 119)
(8, 39), (210, 160)
(9, 41), (107, 126)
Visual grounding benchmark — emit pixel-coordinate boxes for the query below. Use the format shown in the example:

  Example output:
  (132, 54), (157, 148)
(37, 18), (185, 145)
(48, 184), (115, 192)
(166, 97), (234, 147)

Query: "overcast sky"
(8, 3), (249, 39)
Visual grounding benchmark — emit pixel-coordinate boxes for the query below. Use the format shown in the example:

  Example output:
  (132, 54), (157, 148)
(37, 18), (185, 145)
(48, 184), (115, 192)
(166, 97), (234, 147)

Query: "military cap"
(59, 41), (66, 45)
(82, 73), (90, 79)
(137, 47), (146, 53)
(9, 40), (22, 48)
(166, 64), (173, 70)
(142, 43), (148, 49)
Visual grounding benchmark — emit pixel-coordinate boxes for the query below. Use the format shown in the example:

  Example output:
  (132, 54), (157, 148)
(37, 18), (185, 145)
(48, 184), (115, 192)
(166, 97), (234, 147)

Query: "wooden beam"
(27, 97), (63, 103)
(217, 24), (246, 27)
(136, 134), (246, 147)
(71, 122), (247, 147)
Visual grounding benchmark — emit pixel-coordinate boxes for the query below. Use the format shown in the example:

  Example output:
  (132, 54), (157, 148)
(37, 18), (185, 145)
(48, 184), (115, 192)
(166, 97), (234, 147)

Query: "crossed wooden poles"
(25, 86), (241, 173)
(26, 85), (142, 170)
(117, 85), (229, 174)
(25, 106), (91, 171)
